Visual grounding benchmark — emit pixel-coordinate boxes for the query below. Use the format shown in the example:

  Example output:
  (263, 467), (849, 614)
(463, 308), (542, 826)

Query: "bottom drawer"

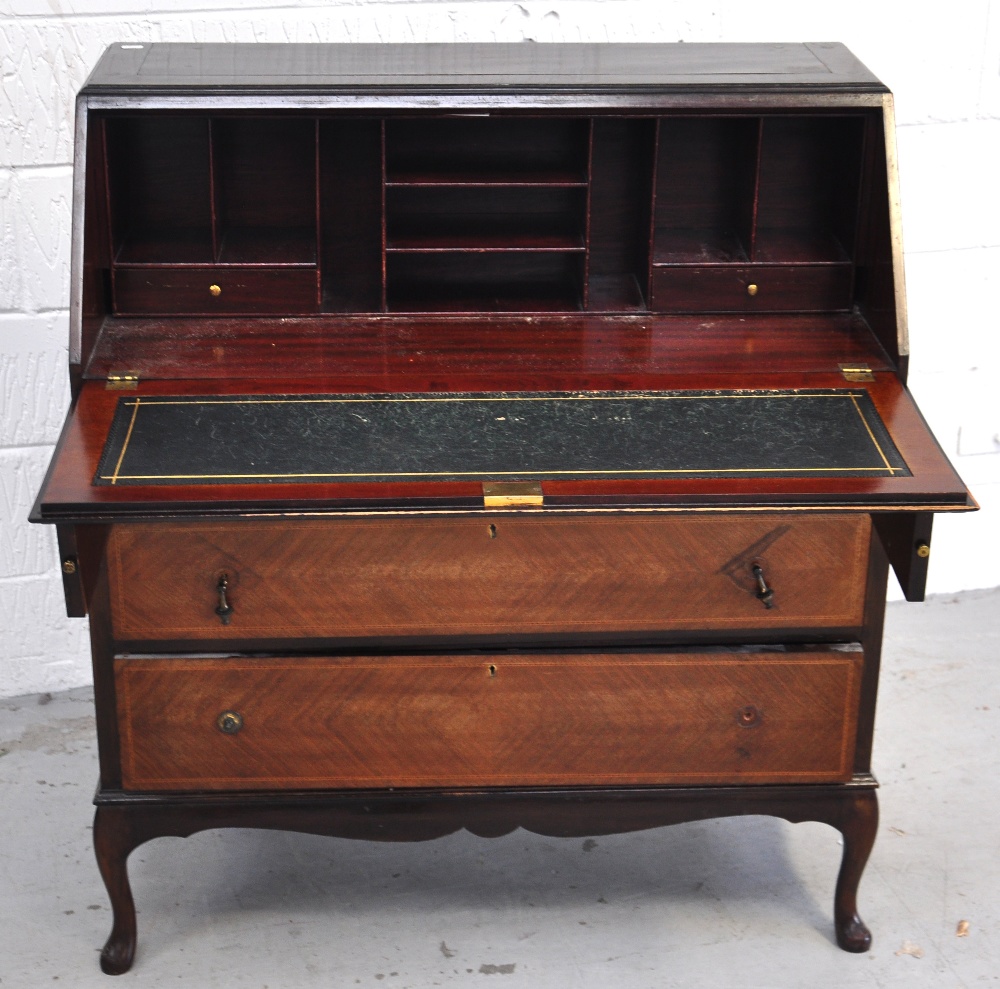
(115, 647), (863, 791)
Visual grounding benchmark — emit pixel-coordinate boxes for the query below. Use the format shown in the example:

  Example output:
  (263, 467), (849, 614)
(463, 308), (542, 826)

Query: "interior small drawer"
(113, 267), (319, 315)
(650, 264), (852, 313)
(114, 646), (864, 791)
(106, 514), (871, 642)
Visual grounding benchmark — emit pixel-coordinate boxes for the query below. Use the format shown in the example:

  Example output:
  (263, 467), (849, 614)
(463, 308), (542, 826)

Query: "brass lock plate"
(483, 481), (544, 508)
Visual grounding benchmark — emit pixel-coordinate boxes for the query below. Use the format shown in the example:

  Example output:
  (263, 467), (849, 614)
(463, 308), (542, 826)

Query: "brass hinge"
(483, 481), (544, 508)
(840, 364), (874, 382)
(106, 372), (139, 390)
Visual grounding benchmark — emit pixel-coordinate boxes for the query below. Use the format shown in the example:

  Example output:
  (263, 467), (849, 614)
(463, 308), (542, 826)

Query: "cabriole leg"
(833, 791), (879, 952)
(93, 806), (138, 975)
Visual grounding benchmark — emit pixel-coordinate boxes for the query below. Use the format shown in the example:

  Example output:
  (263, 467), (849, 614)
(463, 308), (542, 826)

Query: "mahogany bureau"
(31, 42), (973, 973)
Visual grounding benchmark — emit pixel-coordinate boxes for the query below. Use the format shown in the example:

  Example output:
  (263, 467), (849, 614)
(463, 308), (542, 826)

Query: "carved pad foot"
(836, 914), (873, 953)
(100, 933), (136, 976)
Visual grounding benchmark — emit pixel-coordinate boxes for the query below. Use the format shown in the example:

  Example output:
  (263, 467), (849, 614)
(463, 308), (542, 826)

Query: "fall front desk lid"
(93, 389), (910, 487)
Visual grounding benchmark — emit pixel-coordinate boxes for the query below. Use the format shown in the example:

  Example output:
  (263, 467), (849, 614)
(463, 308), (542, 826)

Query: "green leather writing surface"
(94, 390), (909, 486)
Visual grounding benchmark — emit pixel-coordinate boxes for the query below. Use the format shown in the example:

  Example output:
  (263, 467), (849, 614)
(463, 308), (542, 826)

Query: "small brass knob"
(62, 558), (77, 575)
(737, 705), (762, 728)
(746, 283), (759, 297)
(916, 542), (931, 559)
(209, 283), (222, 297)
(217, 711), (243, 735)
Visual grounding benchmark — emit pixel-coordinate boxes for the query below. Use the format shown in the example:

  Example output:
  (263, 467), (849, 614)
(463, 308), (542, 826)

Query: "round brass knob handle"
(209, 283), (222, 297)
(217, 711), (243, 735)
(916, 542), (930, 559)
(746, 283), (759, 297)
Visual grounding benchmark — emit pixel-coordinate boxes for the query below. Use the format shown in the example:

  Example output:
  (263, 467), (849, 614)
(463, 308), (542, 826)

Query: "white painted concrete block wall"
(3, 1), (999, 698)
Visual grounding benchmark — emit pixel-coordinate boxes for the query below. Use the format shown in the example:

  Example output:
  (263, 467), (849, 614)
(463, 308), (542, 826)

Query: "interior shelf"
(116, 228), (318, 268)
(384, 117), (591, 183)
(651, 228), (850, 267)
(385, 183), (586, 255)
(216, 226), (318, 266)
(651, 228), (749, 266)
(386, 213), (585, 253)
(586, 274), (647, 312)
(211, 116), (318, 267)
(385, 251), (584, 313)
(115, 229), (215, 266)
(754, 116), (864, 264)
(385, 170), (588, 188)
(385, 288), (583, 314)
(651, 117), (757, 273)
(751, 229), (851, 265)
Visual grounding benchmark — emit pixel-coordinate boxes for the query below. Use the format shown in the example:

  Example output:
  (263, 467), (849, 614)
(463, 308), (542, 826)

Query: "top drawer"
(106, 513), (871, 642)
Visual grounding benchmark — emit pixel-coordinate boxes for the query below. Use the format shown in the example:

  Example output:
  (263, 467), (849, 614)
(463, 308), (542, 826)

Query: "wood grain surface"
(107, 513), (871, 641)
(115, 648), (863, 790)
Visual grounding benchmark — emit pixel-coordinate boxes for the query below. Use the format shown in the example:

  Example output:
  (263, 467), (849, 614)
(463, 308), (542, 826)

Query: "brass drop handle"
(215, 573), (233, 625)
(217, 711), (243, 735)
(751, 563), (774, 609)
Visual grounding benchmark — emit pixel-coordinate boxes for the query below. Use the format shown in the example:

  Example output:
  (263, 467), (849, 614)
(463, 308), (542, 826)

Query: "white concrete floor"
(1, 588), (998, 988)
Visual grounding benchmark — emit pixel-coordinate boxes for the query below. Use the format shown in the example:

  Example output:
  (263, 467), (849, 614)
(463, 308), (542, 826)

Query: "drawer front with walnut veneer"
(114, 649), (863, 791)
(107, 514), (870, 642)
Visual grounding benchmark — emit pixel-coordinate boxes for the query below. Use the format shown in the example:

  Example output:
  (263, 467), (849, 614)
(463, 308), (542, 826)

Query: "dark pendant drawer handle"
(215, 573), (234, 625)
(752, 564), (774, 609)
